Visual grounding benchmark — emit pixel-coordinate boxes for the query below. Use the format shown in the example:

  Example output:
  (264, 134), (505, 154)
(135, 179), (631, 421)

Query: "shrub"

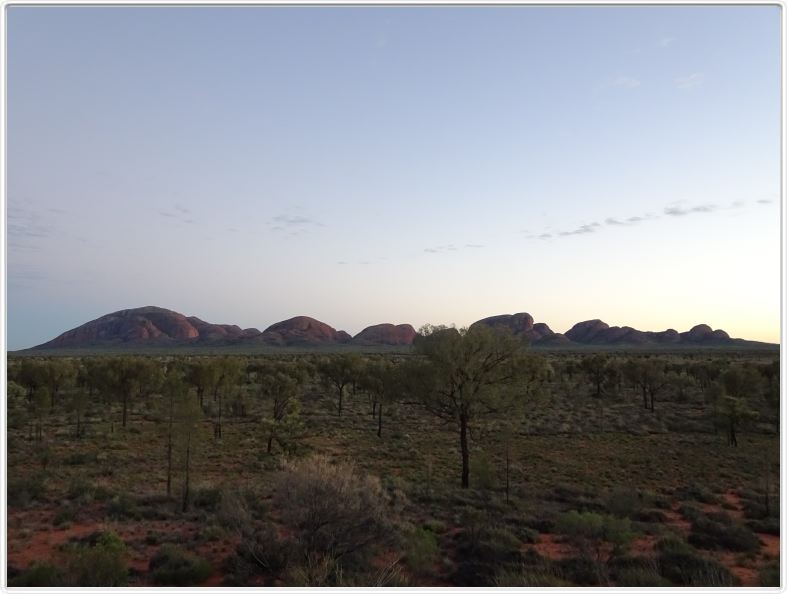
(66, 475), (94, 502)
(274, 456), (398, 564)
(64, 531), (128, 586)
(675, 484), (718, 504)
(687, 512), (759, 552)
(759, 561), (779, 587)
(494, 563), (569, 586)
(192, 486), (222, 511)
(453, 524), (522, 586)
(471, 451), (496, 490)
(658, 551), (736, 586)
(106, 494), (140, 520)
(609, 556), (669, 586)
(149, 544), (212, 586)
(8, 563), (63, 586)
(404, 527), (439, 574)
(747, 517), (780, 535)
(53, 506), (76, 527)
(557, 555), (604, 586)
(7, 472), (47, 507)
(605, 487), (642, 518)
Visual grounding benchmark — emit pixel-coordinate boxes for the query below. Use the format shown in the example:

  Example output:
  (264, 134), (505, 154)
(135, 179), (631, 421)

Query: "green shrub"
(192, 486), (222, 511)
(7, 472), (47, 507)
(658, 551), (736, 586)
(404, 527), (439, 574)
(471, 451), (496, 490)
(605, 487), (642, 518)
(107, 494), (140, 520)
(53, 506), (76, 527)
(66, 476), (94, 502)
(675, 484), (718, 504)
(64, 531), (128, 586)
(557, 555), (604, 586)
(688, 512), (759, 552)
(747, 517), (780, 535)
(759, 561), (779, 587)
(149, 544), (212, 585)
(609, 556), (669, 586)
(8, 563), (63, 586)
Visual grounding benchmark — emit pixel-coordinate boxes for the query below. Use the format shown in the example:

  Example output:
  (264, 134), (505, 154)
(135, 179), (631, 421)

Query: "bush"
(53, 506), (76, 527)
(106, 494), (140, 520)
(149, 544), (212, 586)
(66, 476), (94, 502)
(759, 561), (779, 587)
(453, 524), (522, 586)
(64, 531), (128, 586)
(274, 456), (398, 564)
(8, 472), (47, 507)
(675, 483), (718, 504)
(747, 517), (780, 535)
(658, 551), (736, 586)
(404, 527), (439, 574)
(192, 486), (222, 511)
(557, 556), (604, 586)
(609, 556), (669, 586)
(605, 487), (642, 518)
(687, 512), (760, 552)
(8, 563), (63, 586)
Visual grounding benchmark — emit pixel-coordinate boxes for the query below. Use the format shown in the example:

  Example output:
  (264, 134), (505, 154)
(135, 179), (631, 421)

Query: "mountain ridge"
(24, 306), (776, 351)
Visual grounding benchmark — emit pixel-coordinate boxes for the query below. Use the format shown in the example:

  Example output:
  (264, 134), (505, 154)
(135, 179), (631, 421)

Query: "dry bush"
(274, 455), (397, 562)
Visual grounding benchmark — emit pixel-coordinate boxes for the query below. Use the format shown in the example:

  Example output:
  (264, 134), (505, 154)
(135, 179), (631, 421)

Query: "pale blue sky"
(7, 6), (781, 349)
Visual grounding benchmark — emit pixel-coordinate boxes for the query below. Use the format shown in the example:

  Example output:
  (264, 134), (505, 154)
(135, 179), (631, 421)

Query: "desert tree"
(317, 353), (363, 416)
(404, 324), (544, 488)
(16, 359), (48, 403)
(41, 359), (77, 411)
(623, 358), (668, 411)
(357, 358), (407, 438)
(257, 361), (307, 453)
(186, 359), (221, 411)
(175, 383), (203, 511)
(105, 357), (143, 428)
(712, 385), (758, 447)
(580, 354), (609, 399)
(161, 366), (189, 497)
(68, 388), (90, 439)
(210, 357), (244, 439)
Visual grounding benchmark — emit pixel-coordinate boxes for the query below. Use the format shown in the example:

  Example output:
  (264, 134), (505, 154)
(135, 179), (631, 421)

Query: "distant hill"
(24, 306), (776, 352)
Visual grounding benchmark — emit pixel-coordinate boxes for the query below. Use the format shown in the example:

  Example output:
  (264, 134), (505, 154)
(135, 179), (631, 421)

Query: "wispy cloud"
(675, 73), (704, 89)
(757, 199), (773, 205)
(8, 204), (56, 247)
(558, 222), (601, 236)
(424, 243), (485, 254)
(158, 203), (195, 225)
(658, 36), (675, 47)
(611, 76), (641, 89)
(664, 203), (717, 216)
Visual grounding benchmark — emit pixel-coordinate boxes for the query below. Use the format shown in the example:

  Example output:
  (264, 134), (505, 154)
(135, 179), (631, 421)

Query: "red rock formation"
(352, 323), (417, 346)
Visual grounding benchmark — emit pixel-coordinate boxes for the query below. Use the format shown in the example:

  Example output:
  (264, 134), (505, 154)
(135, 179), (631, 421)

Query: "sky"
(6, 5), (782, 349)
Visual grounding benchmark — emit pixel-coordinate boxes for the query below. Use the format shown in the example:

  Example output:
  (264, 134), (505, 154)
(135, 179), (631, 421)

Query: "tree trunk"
(642, 386), (648, 408)
(267, 435), (273, 453)
(338, 386), (343, 416)
(122, 392), (128, 427)
(377, 403), (383, 438)
(166, 398), (173, 497)
(460, 414), (470, 489)
(182, 432), (191, 511)
(729, 421), (737, 447)
(505, 443), (510, 503)
(649, 390), (655, 412)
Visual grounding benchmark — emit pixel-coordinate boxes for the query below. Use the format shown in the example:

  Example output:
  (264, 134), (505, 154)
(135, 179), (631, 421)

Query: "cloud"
(605, 217), (625, 226)
(538, 233), (552, 240)
(269, 213), (325, 234)
(611, 76), (641, 89)
(675, 73), (704, 89)
(757, 199), (773, 205)
(658, 36), (675, 47)
(664, 203), (717, 216)
(558, 222), (601, 236)
(423, 243), (486, 254)
(8, 205), (55, 243)
(158, 210), (177, 218)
